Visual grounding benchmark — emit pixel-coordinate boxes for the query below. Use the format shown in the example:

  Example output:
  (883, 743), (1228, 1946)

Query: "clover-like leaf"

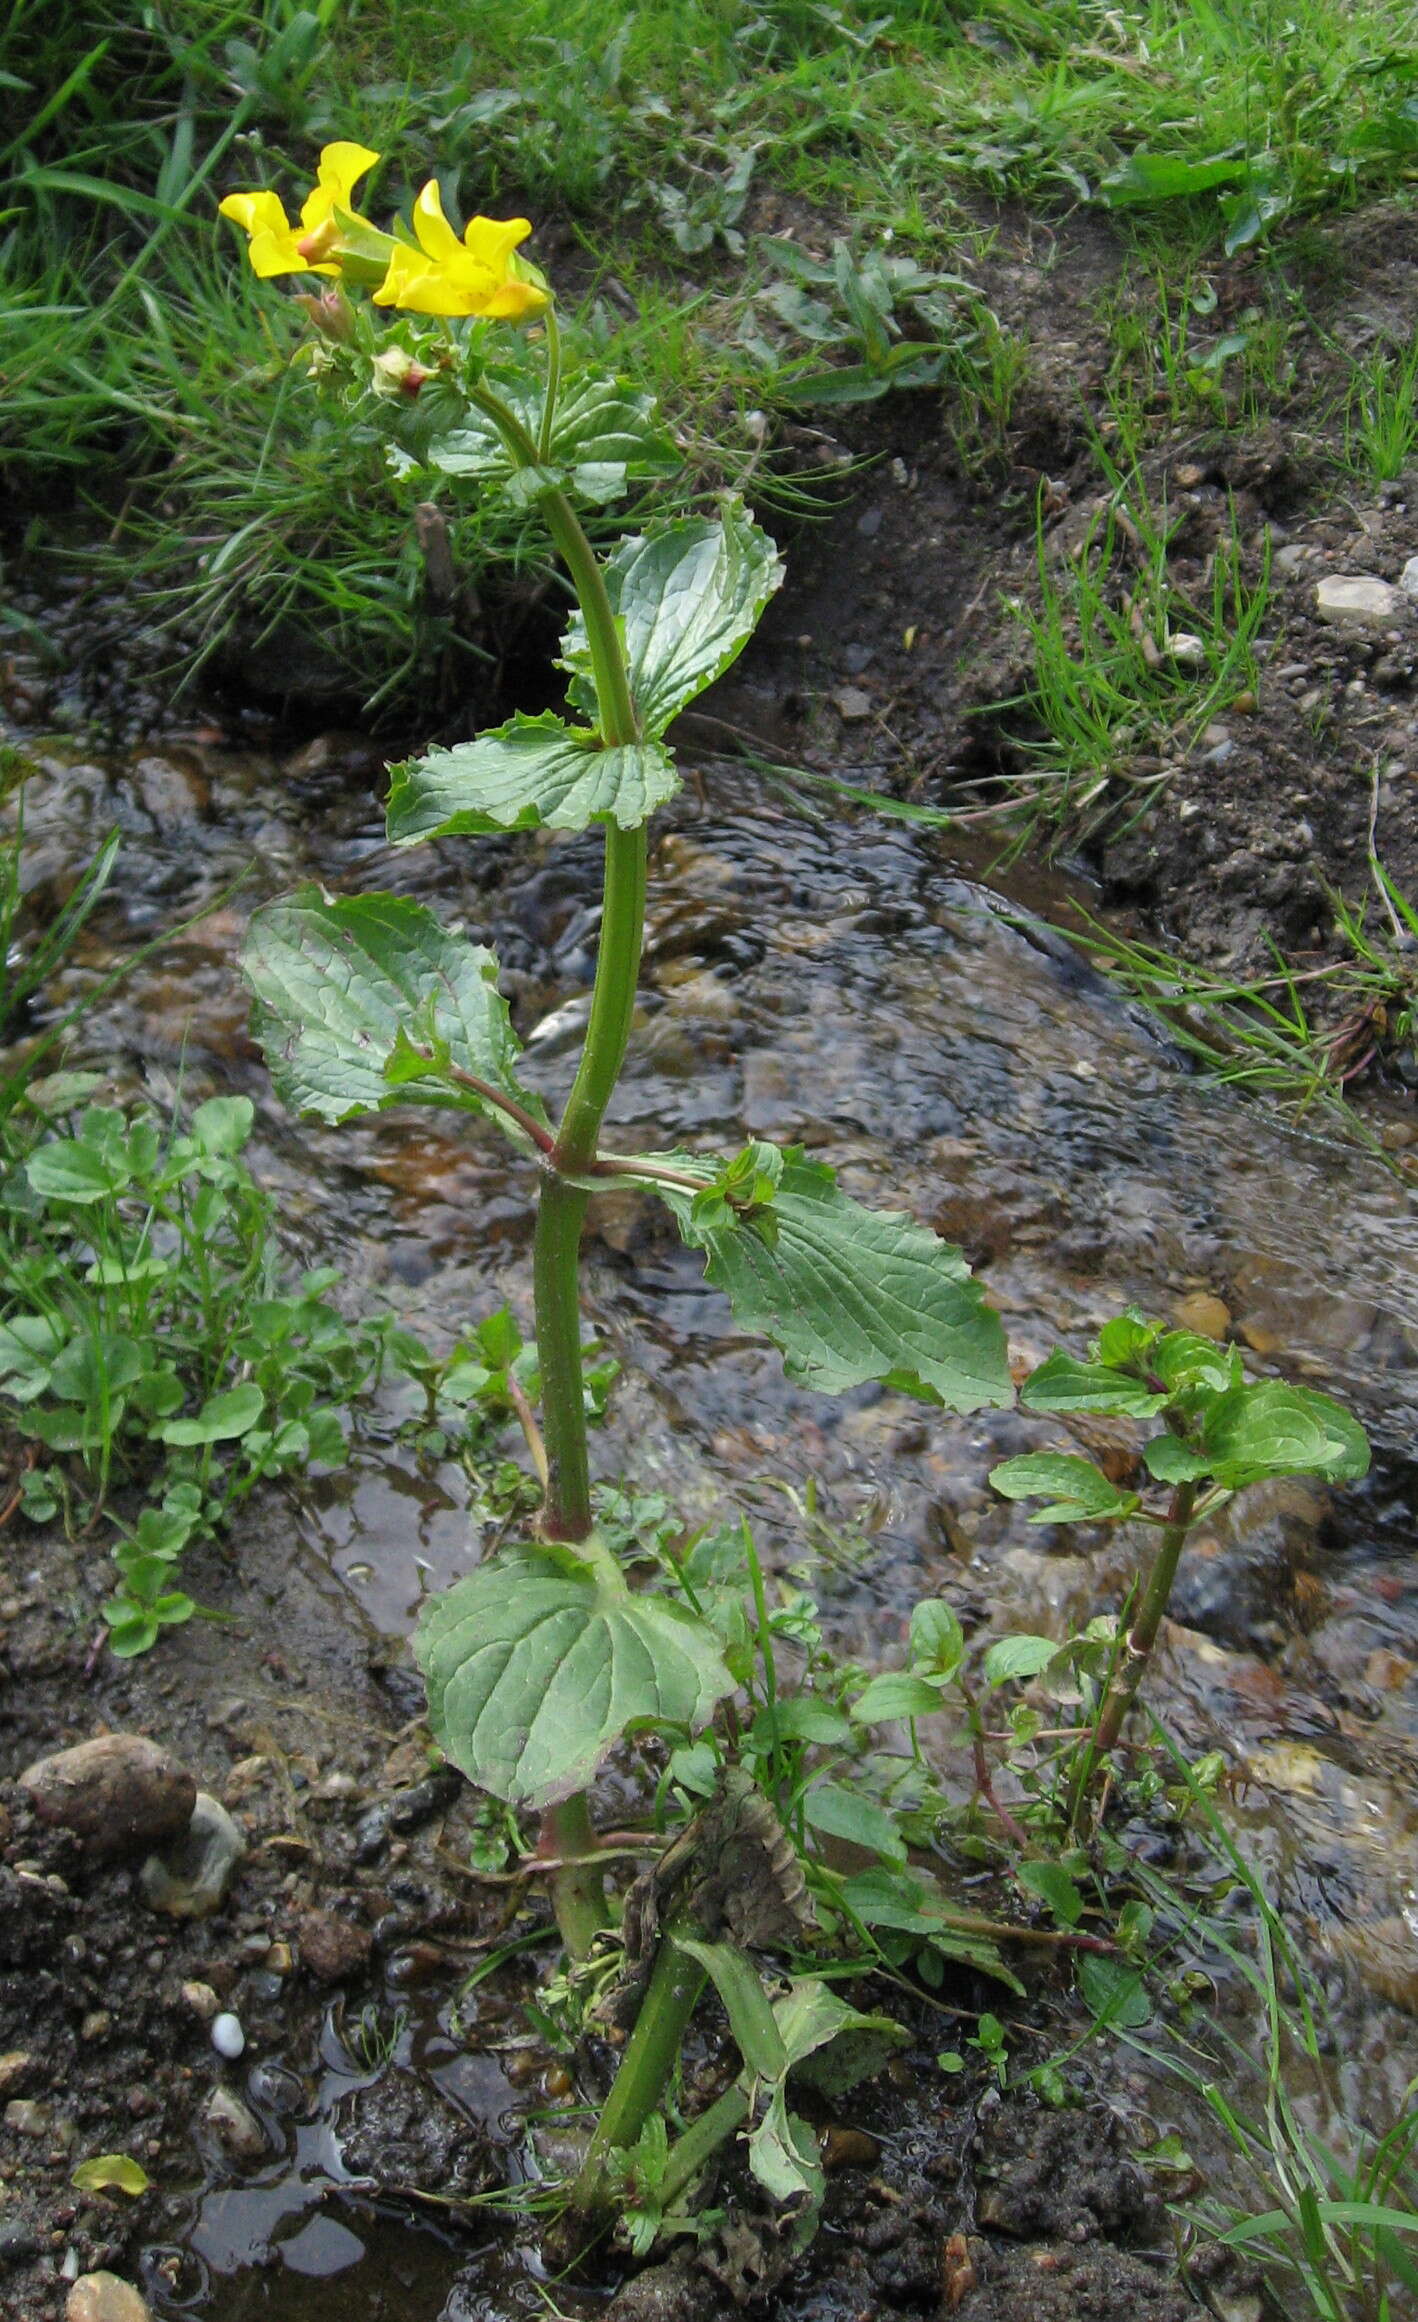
(561, 501), (785, 739)
(989, 1452), (1141, 1524)
(653, 1147), (1010, 1411)
(242, 887), (547, 1142)
(387, 712), (679, 840)
(414, 1534), (732, 1809)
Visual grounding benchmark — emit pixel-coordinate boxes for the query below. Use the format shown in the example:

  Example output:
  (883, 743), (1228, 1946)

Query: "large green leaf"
(425, 366), (680, 504)
(387, 711), (679, 840)
(414, 1535), (732, 1809)
(655, 1148), (1011, 1410)
(1189, 1380), (1369, 1492)
(242, 888), (546, 1139)
(561, 502), (785, 739)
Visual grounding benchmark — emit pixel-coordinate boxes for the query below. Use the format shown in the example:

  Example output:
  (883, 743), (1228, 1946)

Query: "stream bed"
(6, 724), (1418, 2319)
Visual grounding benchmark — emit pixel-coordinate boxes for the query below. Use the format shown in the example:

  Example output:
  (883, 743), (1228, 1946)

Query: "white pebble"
(211, 2012), (245, 2060)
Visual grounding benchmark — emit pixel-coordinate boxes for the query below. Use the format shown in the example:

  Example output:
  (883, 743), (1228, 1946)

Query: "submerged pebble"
(211, 2012), (245, 2060)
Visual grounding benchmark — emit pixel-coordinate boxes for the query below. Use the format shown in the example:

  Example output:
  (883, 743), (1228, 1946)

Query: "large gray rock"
(1315, 574), (1403, 627)
(19, 1736), (196, 1859)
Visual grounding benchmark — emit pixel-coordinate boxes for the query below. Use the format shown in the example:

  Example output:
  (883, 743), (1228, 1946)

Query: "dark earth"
(4, 186), (1417, 2321)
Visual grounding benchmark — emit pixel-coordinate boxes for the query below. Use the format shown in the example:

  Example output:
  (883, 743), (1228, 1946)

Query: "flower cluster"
(219, 143), (548, 323)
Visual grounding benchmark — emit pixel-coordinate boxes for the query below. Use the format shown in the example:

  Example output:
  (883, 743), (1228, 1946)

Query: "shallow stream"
(10, 727), (1418, 2314)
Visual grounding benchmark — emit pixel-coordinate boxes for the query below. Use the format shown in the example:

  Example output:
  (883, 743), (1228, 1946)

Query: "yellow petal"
(218, 187), (311, 276)
(478, 277), (550, 319)
(412, 180), (466, 268)
(317, 142), (381, 202)
(218, 189), (288, 237)
(460, 215), (533, 270)
(371, 242), (452, 313)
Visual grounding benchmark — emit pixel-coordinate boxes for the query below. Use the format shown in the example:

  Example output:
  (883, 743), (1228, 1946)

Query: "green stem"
(1067, 1481), (1199, 1832)
(465, 367), (650, 1936)
(658, 2086), (750, 2211)
(570, 1933), (706, 2222)
(532, 1171), (593, 1540)
(544, 1793), (606, 1960)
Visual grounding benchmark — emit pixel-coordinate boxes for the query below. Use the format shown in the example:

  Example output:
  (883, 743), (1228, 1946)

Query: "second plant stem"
(1067, 1481), (1199, 1831)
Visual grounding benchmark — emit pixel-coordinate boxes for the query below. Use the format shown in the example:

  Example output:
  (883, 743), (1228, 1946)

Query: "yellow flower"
(372, 182), (548, 320)
(219, 141), (381, 278)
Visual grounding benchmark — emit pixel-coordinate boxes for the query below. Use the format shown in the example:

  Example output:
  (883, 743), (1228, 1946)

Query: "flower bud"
(371, 346), (434, 399)
(293, 287), (357, 345)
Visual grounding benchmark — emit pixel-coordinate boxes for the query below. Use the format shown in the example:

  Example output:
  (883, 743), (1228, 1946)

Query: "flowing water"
(9, 728), (1418, 2313)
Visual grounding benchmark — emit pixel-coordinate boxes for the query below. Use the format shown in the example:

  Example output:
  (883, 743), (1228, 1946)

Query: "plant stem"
(569, 1932), (706, 2223)
(467, 365), (650, 1935)
(543, 1793), (607, 1960)
(1067, 1481), (1199, 1832)
(658, 2086), (750, 2211)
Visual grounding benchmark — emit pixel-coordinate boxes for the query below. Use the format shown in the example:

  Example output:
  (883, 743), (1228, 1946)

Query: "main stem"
(1066, 1481), (1199, 1832)
(469, 368), (650, 1943)
(570, 1933), (706, 2221)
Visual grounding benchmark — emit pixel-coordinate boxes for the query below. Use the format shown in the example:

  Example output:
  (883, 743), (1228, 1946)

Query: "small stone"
(1237, 1319), (1283, 1356)
(0, 2221), (42, 2264)
(179, 1981), (220, 2022)
(832, 685), (873, 721)
(1315, 575), (1402, 627)
(67, 2274), (153, 2322)
(296, 1909), (373, 1984)
(140, 1793), (245, 1920)
(201, 2087), (266, 2164)
(80, 2012), (111, 2044)
(0, 2052), (36, 2097)
(266, 1942), (294, 1975)
(1173, 462), (1205, 489)
(4, 2099), (50, 2136)
(1167, 631), (1206, 667)
(1399, 555), (1418, 601)
(19, 1736), (196, 1860)
(1171, 1291), (1231, 1341)
(821, 2125), (881, 2170)
(211, 2013), (245, 2060)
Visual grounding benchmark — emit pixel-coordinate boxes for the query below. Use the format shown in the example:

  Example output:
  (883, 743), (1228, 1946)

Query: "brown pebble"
(0, 2050), (37, 2096)
(20, 1736), (196, 1860)
(942, 2232), (979, 2311)
(295, 1908), (373, 1983)
(821, 2124), (881, 2171)
(67, 2276), (153, 2322)
(1237, 1318), (1283, 1355)
(1171, 1291), (1231, 1341)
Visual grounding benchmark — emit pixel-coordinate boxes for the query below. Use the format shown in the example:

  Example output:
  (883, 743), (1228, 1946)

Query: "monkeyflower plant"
(220, 148), (1370, 2241)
